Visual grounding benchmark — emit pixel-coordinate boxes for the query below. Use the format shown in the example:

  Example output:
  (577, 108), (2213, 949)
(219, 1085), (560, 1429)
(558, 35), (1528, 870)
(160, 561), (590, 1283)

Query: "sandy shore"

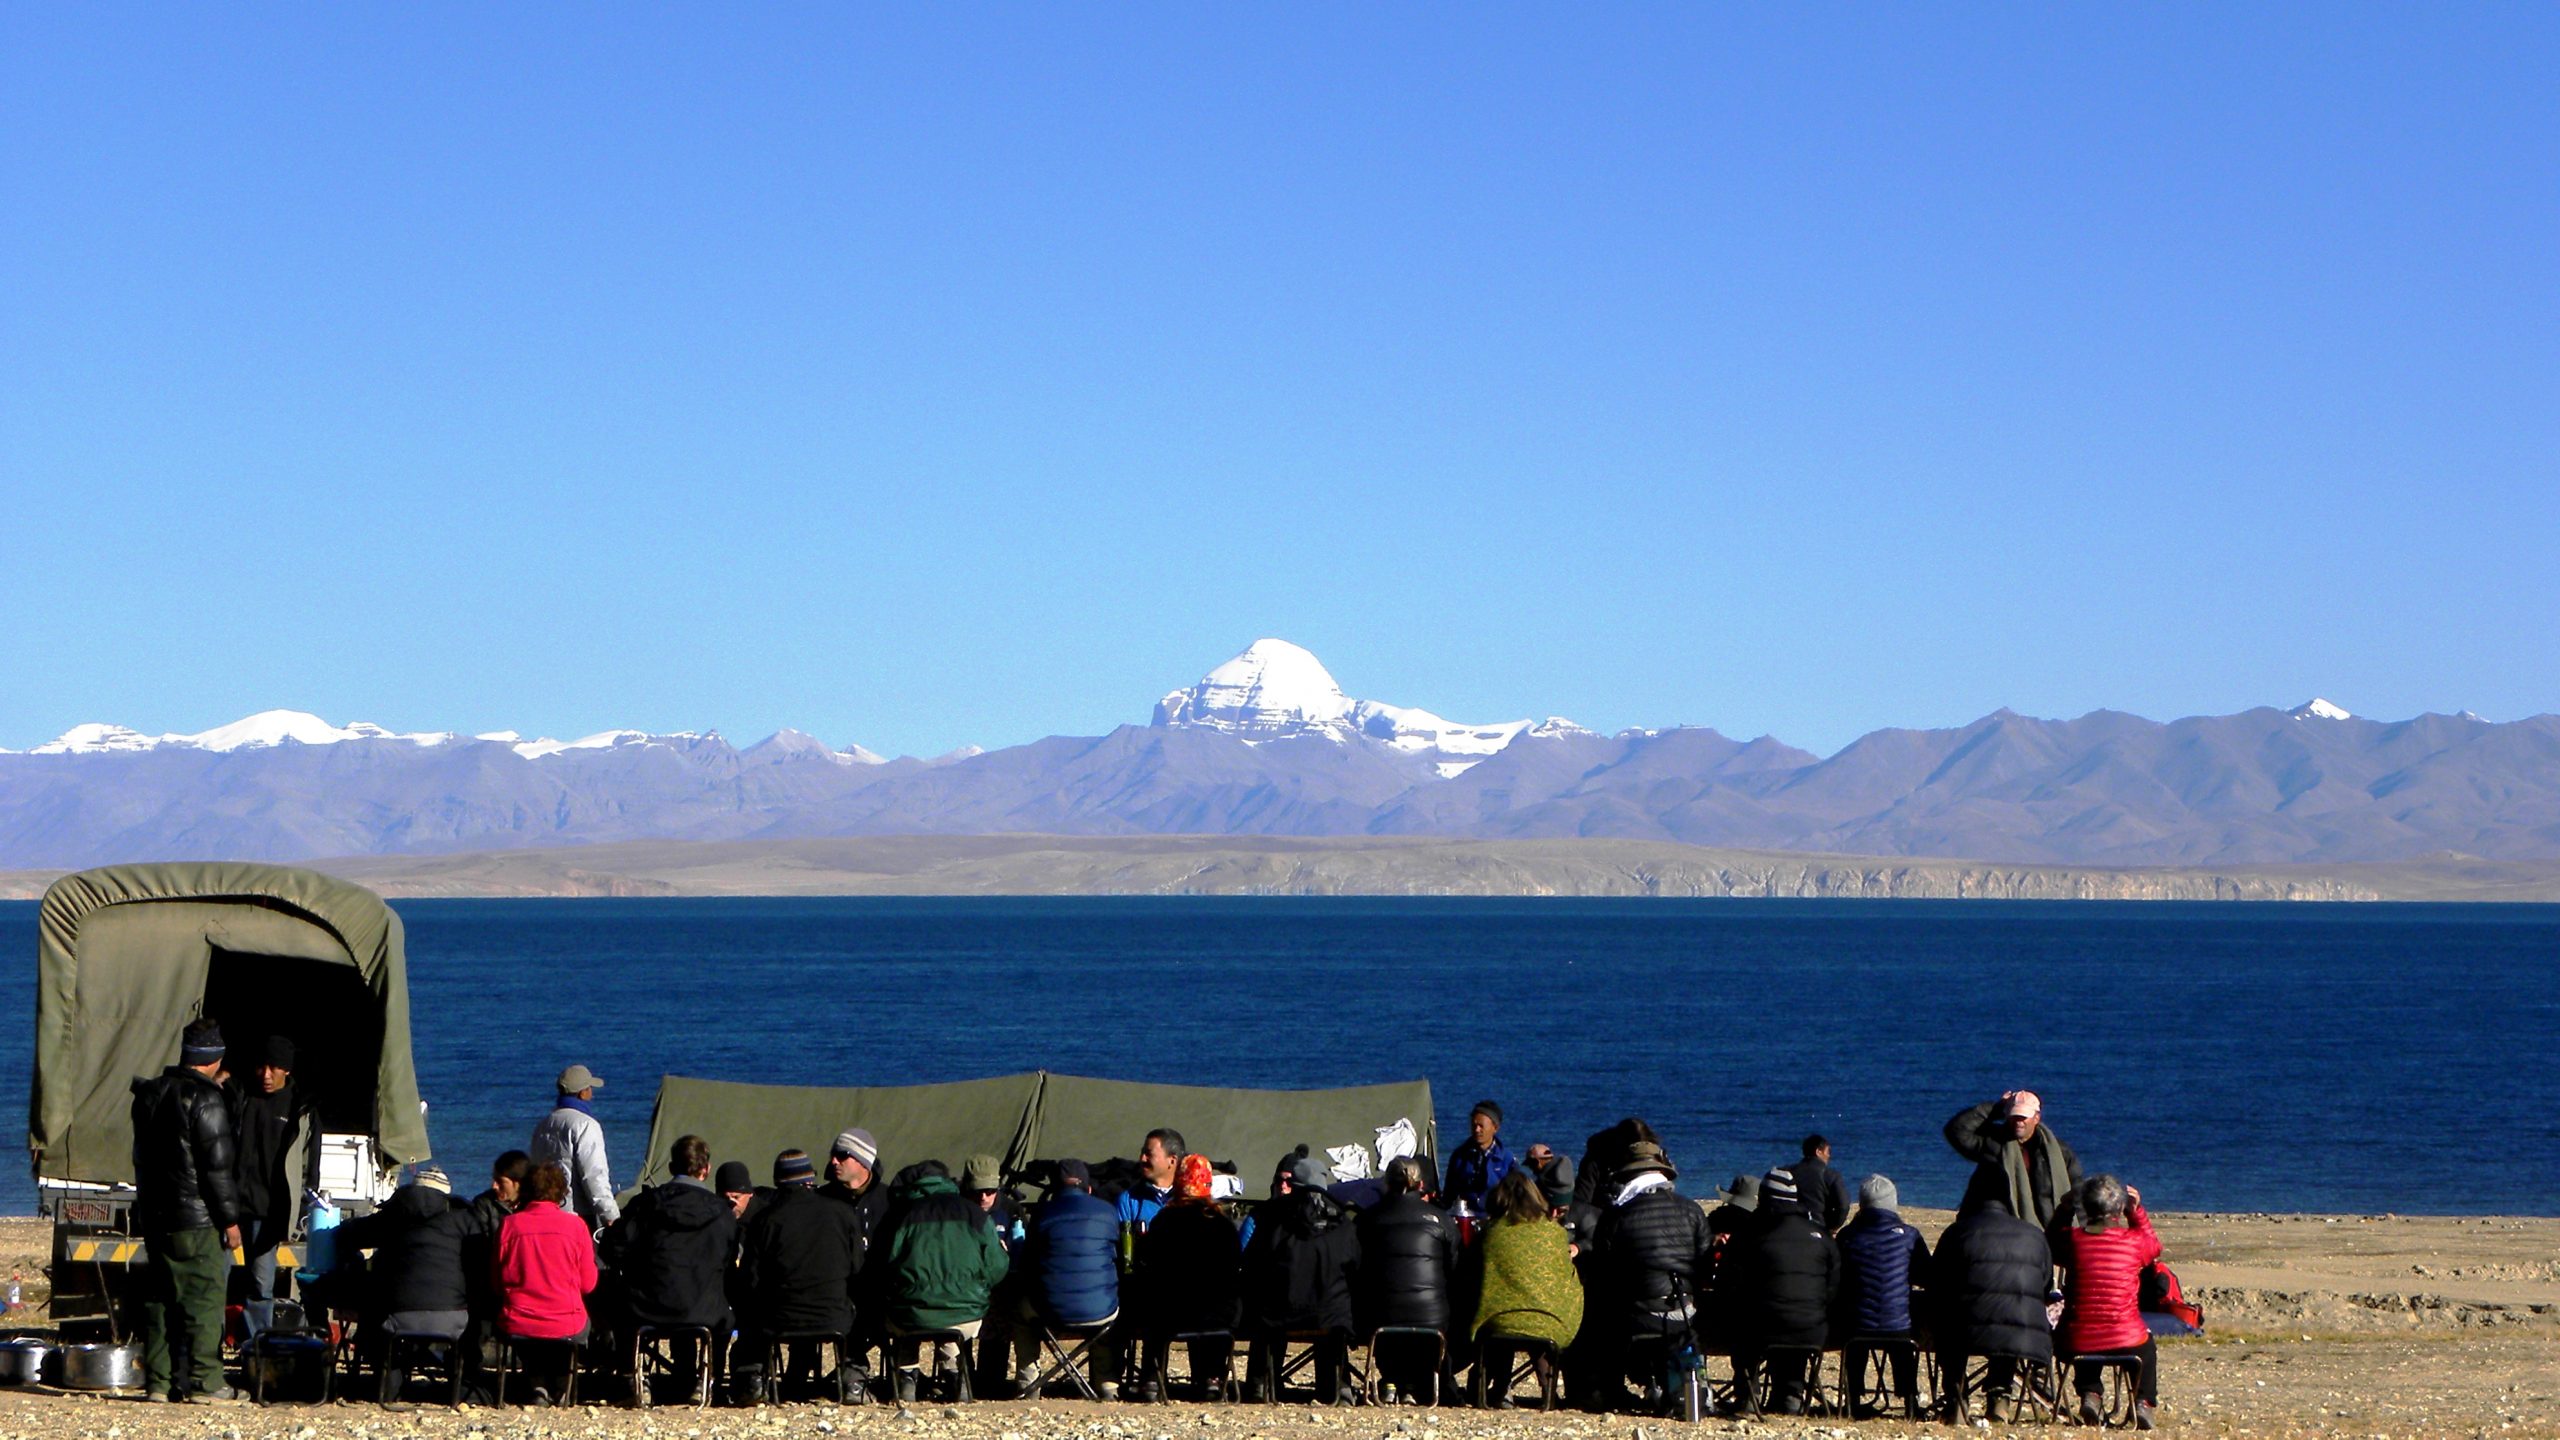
(0, 1211), (2551, 1439)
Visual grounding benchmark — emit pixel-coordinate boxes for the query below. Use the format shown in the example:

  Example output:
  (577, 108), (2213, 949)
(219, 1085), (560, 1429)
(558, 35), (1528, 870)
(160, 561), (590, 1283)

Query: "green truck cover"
(634, 1071), (1435, 1191)
(31, 863), (429, 1184)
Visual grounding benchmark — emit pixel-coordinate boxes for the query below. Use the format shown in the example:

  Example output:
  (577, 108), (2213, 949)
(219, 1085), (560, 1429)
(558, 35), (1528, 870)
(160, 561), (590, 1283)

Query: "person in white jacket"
(529, 1063), (619, 1226)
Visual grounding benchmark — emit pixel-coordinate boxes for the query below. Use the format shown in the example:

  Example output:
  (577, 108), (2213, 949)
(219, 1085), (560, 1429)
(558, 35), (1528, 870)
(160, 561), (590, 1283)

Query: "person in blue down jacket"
(1832, 1174), (1930, 1419)
(995, 1159), (1122, 1398)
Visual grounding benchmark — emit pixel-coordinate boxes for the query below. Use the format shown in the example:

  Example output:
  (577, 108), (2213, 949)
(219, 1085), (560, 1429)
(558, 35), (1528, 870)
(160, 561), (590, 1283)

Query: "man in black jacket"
(1945, 1091), (2082, 1231)
(336, 1166), (481, 1369)
(605, 1135), (737, 1399)
(1784, 1136), (1853, 1235)
(1241, 1150), (1362, 1403)
(736, 1149), (864, 1403)
(130, 1018), (245, 1403)
(227, 1034), (306, 1341)
(1730, 1170), (1839, 1415)
(1587, 1141), (1709, 1411)
(1354, 1157), (1455, 1400)
(1928, 1197), (2057, 1422)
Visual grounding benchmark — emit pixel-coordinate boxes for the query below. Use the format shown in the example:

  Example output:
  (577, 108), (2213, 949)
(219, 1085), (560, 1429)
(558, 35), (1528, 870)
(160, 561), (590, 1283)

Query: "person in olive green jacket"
(1469, 1170), (1584, 1403)
(883, 1164), (1011, 1402)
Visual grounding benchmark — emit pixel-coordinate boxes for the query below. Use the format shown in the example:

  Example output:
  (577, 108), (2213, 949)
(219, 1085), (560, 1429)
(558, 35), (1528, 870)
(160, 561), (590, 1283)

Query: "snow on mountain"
(2290, 698), (2354, 721)
(31, 710), (459, 754)
(1153, 639), (1581, 777)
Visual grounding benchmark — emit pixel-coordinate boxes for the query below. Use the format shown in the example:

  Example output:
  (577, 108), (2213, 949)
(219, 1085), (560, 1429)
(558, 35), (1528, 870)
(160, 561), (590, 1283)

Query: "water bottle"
(299, 1191), (341, 1280)
(6, 1270), (20, 1312)
(1675, 1343), (1705, 1423)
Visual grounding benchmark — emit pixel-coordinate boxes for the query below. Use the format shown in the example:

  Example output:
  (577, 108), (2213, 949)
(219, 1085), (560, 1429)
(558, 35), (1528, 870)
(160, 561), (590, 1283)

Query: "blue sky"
(4, 7), (2554, 758)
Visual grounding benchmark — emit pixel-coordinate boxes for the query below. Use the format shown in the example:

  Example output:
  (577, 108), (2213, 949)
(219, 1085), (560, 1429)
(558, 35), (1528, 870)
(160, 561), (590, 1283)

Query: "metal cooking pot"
(58, 1341), (140, 1390)
(0, 1339), (50, 1385)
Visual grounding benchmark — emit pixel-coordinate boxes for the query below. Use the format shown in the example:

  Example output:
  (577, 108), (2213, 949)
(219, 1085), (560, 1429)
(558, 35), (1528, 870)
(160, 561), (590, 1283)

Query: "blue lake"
(5, 897), (2555, 1216)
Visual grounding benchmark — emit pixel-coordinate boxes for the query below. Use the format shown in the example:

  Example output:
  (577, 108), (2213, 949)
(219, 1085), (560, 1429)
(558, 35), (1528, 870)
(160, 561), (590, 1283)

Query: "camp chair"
(2069, 1351), (2145, 1428)
(628, 1324), (718, 1409)
(895, 1328), (977, 1402)
(371, 1318), (468, 1406)
(762, 1332), (855, 1404)
(1252, 1330), (1356, 1404)
(1361, 1327), (1443, 1406)
(1469, 1333), (1560, 1411)
(1837, 1332), (1923, 1419)
(491, 1328), (585, 1407)
(1027, 1315), (1114, 1401)
(1955, 1350), (2062, 1425)
(1145, 1330), (1237, 1402)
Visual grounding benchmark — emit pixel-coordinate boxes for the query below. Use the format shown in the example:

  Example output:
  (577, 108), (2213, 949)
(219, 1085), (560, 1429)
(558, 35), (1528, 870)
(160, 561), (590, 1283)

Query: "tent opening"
(203, 945), (383, 1136)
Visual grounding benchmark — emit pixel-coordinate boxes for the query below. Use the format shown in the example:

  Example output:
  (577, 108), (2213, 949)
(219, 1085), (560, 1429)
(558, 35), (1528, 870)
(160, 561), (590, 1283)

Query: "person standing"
(530, 1064), (617, 1226)
(1785, 1135), (1852, 1234)
(227, 1034), (306, 1340)
(1944, 1090), (2081, 1231)
(1441, 1101), (1516, 1214)
(130, 1018), (245, 1403)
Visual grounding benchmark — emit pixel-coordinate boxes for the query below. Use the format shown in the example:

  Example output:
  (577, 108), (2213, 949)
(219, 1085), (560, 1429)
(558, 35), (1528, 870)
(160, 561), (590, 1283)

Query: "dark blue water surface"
(4, 898), (2555, 1216)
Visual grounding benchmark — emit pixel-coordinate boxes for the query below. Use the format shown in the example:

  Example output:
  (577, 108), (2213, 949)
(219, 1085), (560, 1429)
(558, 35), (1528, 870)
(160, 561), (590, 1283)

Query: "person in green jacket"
(884, 1164), (1011, 1402)
(1470, 1170), (1584, 1403)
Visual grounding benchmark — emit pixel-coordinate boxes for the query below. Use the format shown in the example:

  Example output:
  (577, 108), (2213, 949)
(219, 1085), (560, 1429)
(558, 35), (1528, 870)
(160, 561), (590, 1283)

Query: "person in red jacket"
(494, 1161), (599, 1402)
(2055, 1175), (2162, 1430)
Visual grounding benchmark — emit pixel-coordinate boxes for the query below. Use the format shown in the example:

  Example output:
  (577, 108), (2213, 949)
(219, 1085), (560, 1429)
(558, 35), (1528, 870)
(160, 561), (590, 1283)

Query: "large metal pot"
(0, 1339), (50, 1385)
(58, 1341), (140, 1390)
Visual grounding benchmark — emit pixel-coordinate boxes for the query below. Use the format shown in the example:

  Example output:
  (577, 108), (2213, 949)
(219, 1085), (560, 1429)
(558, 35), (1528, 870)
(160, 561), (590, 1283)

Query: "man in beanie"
(1441, 1100), (1515, 1214)
(737, 1149), (865, 1403)
(1835, 1175), (1929, 1419)
(529, 1064), (618, 1226)
(1730, 1167), (1837, 1415)
(337, 1163), (479, 1385)
(227, 1033), (308, 1340)
(989, 1158), (1121, 1398)
(130, 1017), (245, 1401)
(1945, 1089), (2081, 1229)
(821, 1127), (890, 1265)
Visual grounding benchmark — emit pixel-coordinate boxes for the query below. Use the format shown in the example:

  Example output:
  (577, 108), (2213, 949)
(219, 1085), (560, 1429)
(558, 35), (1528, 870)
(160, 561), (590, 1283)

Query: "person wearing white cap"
(1943, 1088), (2081, 1229)
(529, 1063), (619, 1226)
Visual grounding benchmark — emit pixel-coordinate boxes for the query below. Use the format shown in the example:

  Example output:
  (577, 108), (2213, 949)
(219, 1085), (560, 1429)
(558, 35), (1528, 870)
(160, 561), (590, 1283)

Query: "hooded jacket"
(1354, 1190), (1457, 1332)
(2056, 1203), (2161, 1355)
(1022, 1186), (1120, 1327)
(1928, 1206), (2056, 1362)
(1134, 1199), (1241, 1335)
(882, 1172), (1010, 1331)
(1734, 1203), (1838, 1349)
(605, 1176), (739, 1329)
(740, 1183), (863, 1334)
(129, 1065), (241, 1234)
(1835, 1205), (1929, 1335)
(340, 1182), (482, 1319)
(1242, 1186), (1361, 1338)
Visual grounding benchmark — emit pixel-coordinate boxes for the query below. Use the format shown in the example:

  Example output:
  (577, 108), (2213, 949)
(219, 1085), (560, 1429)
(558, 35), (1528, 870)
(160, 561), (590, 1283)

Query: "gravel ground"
(0, 1213), (2547, 1440)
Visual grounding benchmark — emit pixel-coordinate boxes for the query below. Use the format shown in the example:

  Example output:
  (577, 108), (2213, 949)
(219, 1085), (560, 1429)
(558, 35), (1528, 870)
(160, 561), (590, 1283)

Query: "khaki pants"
(141, 1227), (227, 1398)
(890, 1318), (982, 1377)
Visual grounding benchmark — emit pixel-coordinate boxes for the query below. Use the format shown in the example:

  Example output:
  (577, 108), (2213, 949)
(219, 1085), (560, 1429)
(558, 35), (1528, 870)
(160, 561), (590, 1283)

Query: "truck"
(27, 862), (430, 1337)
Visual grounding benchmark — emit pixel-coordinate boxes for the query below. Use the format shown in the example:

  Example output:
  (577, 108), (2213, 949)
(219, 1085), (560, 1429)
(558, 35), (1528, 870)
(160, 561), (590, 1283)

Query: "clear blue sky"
(4, 7), (2554, 758)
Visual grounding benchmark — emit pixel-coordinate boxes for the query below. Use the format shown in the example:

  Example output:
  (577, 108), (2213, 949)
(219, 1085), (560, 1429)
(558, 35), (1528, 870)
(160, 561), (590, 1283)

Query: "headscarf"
(1174, 1152), (1216, 1204)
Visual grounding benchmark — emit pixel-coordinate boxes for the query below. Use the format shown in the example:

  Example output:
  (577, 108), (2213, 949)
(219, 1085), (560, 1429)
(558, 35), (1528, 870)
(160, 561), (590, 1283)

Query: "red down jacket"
(2056, 1202), (2162, 1354)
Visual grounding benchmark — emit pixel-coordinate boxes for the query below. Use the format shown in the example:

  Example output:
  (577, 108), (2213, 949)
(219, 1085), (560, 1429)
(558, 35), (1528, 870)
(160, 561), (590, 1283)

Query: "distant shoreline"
(8, 834), (2557, 902)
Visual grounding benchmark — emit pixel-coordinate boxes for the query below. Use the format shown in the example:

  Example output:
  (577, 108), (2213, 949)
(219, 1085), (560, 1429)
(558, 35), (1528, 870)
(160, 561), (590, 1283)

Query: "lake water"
(4, 897), (2555, 1216)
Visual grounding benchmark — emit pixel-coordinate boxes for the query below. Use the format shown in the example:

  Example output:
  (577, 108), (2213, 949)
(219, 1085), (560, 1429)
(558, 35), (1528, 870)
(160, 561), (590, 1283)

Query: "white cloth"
(1612, 1170), (1673, 1206)
(529, 1104), (620, 1224)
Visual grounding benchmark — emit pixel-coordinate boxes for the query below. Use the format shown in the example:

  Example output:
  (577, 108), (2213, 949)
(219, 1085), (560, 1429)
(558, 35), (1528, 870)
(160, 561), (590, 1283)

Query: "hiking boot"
(2135, 1401), (2157, 1431)
(186, 1385), (244, 1404)
(1095, 1379), (1119, 1401)
(1984, 1391), (2013, 1423)
(2079, 1392), (2105, 1426)
(893, 1369), (920, 1405)
(145, 1392), (174, 1404)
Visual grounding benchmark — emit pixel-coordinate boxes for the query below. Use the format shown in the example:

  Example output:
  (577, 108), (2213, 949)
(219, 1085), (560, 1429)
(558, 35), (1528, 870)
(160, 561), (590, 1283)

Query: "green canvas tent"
(30, 863), (429, 1185)
(634, 1071), (1435, 1192)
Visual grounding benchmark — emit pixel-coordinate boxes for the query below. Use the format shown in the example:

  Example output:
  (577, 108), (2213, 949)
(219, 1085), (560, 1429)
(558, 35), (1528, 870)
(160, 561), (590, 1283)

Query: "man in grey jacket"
(530, 1064), (619, 1226)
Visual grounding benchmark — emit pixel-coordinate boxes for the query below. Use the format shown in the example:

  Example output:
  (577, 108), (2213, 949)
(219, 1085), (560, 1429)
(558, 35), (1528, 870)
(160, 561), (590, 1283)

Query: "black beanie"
(1471, 1099), (1504, 1129)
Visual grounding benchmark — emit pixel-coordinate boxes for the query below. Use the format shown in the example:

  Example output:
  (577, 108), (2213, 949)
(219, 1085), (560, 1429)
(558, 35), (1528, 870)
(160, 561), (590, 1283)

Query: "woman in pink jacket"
(493, 1162), (597, 1401)
(2055, 1174), (2162, 1429)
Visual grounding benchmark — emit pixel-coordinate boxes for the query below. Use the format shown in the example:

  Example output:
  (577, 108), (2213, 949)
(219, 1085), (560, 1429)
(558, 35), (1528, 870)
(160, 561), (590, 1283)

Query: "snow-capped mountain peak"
(2290, 698), (2354, 721)
(31, 710), (458, 754)
(1153, 640), (1582, 778)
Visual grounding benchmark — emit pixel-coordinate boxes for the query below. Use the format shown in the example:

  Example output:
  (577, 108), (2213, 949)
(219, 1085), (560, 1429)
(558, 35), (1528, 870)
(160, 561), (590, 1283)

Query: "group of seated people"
(311, 1092), (2171, 1429)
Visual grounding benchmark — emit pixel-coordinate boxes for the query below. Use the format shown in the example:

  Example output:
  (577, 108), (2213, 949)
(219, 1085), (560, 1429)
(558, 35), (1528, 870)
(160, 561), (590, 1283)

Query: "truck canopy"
(31, 862), (427, 1185)
(634, 1071), (1435, 1191)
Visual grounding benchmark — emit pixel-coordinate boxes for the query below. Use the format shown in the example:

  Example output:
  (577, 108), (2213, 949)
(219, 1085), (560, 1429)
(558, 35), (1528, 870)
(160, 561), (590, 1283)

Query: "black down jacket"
(1354, 1191), (1457, 1332)
(339, 1182), (483, 1319)
(1928, 1207), (2055, 1362)
(1732, 1207), (1838, 1349)
(1242, 1188), (1361, 1339)
(739, 1184), (863, 1335)
(606, 1178), (739, 1329)
(1135, 1201), (1242, 1335)
(1591, 1182), (1712, 1340)
(130, 1066), (242, 1234)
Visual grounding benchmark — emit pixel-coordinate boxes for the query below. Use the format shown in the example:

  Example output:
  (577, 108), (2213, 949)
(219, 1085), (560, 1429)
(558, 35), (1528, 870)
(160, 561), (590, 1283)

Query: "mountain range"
(4, 638), (2555, 871)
